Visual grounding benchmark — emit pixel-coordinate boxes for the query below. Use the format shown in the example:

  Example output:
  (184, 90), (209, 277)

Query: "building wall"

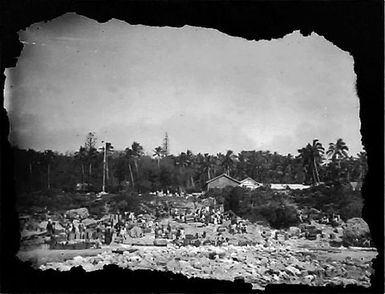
(207, 176), (239, 190)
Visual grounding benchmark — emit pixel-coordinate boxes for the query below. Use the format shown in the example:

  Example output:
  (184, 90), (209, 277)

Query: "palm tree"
(75, 146), (87, 184)
(124, 147), (136, 189)
(237, 151), (249, 179)
(175, 151), (189, 188)
(153, 146), (163, 169)
(258, 151), (272, 182)
(297, 146), (312, 184)
(214, 153), (224, 176)
(83, 132), (98, 180)
(43, 150), (55, 189)
(175, 152), (189, 169)
(185, 150), (196, 187)
(357, 151), (367, 181)
(86, 147), (98, 179)
(131, 141), (144, 172)
(310, 139), (325, 183)
(175, 150), (196, 188)
(202, 153), (215, 181)
(26, 149), (36, 176)
(25, 149), (39, 190)
(327, 138), (349, 168)
(221, 150), (237, 176)
(297, 139), (324, 185)
(105, 142), (114, 185)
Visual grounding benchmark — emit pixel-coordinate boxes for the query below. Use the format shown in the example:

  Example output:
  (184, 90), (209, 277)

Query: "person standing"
(105, 226), (112, 245)
(66, 223), (71, 240)
(46, 219), (53, 236)
(79, 222), (84, 239)
(85, 226), (92, 241)
(74, 222), (80, 239)
(69, 223), (75, 241)
(51, 222), (56, 236)
(120, 226), (127, 242)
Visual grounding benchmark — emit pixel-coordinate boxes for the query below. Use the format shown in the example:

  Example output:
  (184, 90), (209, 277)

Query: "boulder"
(342, 218), (371, 247)
(38, 221), (49, 230)
(73, 256), (84, 263)
(288, 226), (301, 237)
(82, 218), (97, 227)
(65, 208), (89, 219)
(166, 260), (182, 272)
(129, 226), (143, 238)
(285, 265), (301, 276)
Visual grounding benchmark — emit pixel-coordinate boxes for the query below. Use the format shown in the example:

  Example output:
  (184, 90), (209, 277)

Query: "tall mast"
(102, 142), (106, 193)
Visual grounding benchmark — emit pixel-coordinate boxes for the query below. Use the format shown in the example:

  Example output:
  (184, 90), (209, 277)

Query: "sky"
(4, 13), (363, 156)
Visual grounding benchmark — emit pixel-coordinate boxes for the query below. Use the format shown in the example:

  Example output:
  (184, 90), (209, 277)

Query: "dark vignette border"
(1, 0), (383, 293)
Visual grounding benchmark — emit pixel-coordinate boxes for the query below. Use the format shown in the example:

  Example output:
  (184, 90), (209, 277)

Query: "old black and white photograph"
(3, 9), (380, 292)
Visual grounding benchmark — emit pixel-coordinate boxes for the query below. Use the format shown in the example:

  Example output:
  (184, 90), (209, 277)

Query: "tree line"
(12, 132), (367, 194)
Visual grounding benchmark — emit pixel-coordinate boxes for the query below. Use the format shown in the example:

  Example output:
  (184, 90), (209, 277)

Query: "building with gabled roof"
(239, 177), (263, 190)
(205, 173), (241, 191)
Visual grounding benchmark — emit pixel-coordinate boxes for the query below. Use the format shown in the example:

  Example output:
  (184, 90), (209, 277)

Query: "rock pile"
(40, 244), (375, 290)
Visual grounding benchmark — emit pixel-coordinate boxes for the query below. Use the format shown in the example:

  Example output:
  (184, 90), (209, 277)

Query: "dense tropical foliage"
(11, 133), (366, 194)
(205, 183), (364, 228)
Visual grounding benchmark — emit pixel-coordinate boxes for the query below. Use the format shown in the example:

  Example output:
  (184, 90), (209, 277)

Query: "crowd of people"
(47, 213), (153, 246)
(228, 221), (248, 234)
(298, 209), (342, 226)
(45, 203), (252, 247)
(172, 206), (231, 225)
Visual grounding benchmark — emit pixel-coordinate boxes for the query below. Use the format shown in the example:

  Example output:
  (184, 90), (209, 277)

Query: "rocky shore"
(39, 243), (376, 290)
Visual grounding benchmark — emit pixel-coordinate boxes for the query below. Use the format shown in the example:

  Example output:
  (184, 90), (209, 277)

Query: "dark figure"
(46, 220), (53, 236)
(51, 222), (56, 235)
(105, 227), (112, 245)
